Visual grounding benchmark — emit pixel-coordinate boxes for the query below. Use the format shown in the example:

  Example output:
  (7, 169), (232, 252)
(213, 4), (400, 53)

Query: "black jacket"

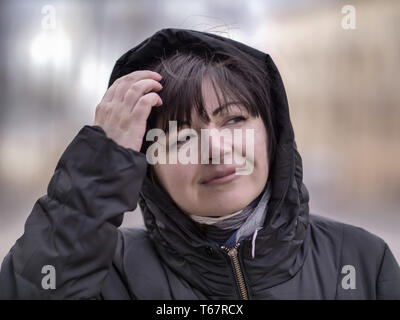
(1, 28), (399, 300)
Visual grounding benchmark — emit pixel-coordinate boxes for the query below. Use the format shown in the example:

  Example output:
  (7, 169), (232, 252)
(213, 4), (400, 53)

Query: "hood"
(108, 28), (310, 299)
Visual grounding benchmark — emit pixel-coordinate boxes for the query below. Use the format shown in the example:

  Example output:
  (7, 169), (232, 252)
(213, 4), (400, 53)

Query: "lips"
(201, 167), (237, 184)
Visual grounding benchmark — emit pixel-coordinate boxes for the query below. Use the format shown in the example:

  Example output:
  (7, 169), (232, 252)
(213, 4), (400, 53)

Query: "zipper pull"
(221, 243), (240, 255)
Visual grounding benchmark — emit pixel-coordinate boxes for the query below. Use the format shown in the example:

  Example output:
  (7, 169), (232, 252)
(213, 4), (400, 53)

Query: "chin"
(206, 200), (251, 216)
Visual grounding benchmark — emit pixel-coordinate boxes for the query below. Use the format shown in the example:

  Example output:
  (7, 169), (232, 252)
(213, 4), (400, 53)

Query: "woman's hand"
(94, 70), (163, 152)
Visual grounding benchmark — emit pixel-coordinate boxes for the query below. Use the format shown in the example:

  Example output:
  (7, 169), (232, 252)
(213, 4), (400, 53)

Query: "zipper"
(221, 243), (249, 300)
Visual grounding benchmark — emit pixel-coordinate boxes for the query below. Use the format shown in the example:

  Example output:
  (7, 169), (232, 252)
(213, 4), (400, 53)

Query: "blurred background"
(0, 0), (399, 265)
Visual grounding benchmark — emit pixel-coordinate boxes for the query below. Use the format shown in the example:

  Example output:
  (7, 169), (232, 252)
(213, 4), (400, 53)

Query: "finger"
(101, 78), (121, 103)
(123, 70), (162, 82)
(114, 71), (162, 102)
(129, 92), (162, 121)
(94, 104), (105, 125)
(123, 79), (163, 109)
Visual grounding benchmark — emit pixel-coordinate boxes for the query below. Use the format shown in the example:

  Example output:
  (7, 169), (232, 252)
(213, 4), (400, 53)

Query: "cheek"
(155, 164), (197, 191)
(244, 120), (269, 176)
(254, 128), (268, 160)
(238, 121), (268, 162)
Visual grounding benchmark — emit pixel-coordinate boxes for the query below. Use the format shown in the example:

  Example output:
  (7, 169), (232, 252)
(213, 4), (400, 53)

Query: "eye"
(176, 135), (191, 147)
(225, 116), (247, 125)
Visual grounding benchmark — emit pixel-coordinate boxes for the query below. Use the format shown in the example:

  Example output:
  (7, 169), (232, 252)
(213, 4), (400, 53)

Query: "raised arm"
(0, 70), (163, 299)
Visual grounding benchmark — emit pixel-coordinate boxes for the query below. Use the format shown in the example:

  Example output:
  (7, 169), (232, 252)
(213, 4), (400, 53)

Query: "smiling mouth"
(201, 171), (239, 186)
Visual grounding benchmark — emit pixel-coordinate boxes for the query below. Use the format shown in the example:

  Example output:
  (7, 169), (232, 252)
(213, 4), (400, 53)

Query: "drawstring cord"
(251, 227), (263, 259)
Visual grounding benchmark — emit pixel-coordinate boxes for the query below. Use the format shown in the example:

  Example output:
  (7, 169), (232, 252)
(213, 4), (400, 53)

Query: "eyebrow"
(212, 101), (242, 116)
(177, 101), (242, 130)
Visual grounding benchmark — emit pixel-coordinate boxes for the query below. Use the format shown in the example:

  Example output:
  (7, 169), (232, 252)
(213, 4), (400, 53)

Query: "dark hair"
(141, 46), (277, 184)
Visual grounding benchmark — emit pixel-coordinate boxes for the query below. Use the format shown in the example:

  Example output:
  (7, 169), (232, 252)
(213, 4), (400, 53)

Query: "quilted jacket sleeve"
(0, 125), (148, 299)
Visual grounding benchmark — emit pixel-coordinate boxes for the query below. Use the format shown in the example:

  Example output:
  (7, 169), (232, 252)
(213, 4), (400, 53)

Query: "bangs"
(146, 51), (261, 135)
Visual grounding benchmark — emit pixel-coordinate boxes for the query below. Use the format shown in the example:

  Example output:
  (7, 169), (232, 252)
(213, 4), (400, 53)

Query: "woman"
(1, 28), (399, 299)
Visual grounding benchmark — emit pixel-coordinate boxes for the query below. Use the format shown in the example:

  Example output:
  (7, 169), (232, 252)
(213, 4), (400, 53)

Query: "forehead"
(192, 77), (246, 119)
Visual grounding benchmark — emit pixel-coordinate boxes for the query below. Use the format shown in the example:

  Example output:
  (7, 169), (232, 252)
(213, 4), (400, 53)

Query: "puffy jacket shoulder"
(100, 227), (169, 299)
(308, 213), (400, 299)
(100, 227), (209, 300)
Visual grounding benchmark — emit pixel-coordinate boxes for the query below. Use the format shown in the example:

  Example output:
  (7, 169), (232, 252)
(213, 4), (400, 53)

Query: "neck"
(188, 189), (266, 243)
(189, 208), (245, 225)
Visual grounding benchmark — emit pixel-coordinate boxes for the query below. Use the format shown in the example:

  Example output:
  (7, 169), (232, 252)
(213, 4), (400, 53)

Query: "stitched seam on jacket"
(375, 241), (388, 296)
(116, 230), (138, 300)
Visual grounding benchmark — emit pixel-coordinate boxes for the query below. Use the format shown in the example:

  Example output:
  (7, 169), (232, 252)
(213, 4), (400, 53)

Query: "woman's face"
(153, 77), (269, 217)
